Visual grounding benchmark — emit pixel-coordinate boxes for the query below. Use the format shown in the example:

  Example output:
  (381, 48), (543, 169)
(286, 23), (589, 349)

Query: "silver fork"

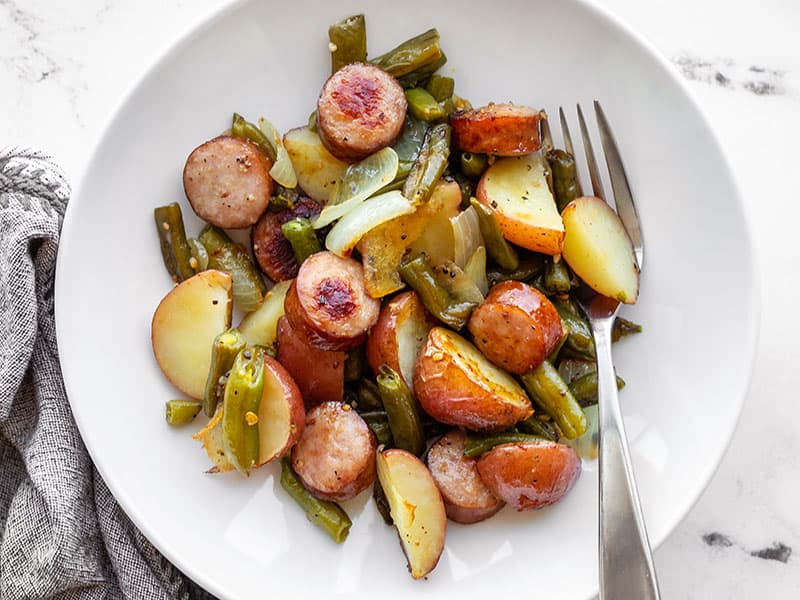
(543, 102), (660, 600)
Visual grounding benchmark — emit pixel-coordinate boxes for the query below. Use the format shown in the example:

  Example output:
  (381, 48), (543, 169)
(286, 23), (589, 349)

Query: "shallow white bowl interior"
(56, 0), (757, 598)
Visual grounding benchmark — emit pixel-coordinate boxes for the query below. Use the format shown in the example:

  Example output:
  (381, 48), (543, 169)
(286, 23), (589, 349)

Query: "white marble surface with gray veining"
(2, 0), (799, 597)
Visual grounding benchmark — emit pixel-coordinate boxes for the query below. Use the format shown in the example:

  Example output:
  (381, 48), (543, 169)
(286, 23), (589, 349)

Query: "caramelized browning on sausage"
(316, 63), (407, 161)
(291, 401), (377, 501)
(450, 103), (542, 156)
(183, 135), (273, 228)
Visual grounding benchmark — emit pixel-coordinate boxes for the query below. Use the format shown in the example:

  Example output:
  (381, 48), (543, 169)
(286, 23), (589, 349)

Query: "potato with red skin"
(414, 327), (532, 432)
(365, 291), (436, 387)
(291, 401), (376, 502)
(251, 197), (322, 282)
(427, 430), (504, 524)
(450, 103), (542, 156)
(476, 441), (581, 510)
(276, 316), (344, 409)
(467, 281), (563, 374)
(316, 63), (407, 161)
(255, 355), (306, 465)
(284, 251), (380, 351)
(183, 136), (273, 229)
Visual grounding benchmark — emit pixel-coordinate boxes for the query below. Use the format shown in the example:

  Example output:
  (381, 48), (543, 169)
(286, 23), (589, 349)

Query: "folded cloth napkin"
(0, 148), (215, 600)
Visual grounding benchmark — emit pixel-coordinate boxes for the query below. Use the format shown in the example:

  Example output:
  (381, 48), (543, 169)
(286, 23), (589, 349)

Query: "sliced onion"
(450, 206), (483, 268)
(464, 246), (488, 295)
(325, 190), (414, 257)
(258, 117), (297, 189)
(313, 147), (399, 228)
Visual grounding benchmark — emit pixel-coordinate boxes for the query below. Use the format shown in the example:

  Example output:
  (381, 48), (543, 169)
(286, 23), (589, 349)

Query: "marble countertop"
(3, 0), (799, 597)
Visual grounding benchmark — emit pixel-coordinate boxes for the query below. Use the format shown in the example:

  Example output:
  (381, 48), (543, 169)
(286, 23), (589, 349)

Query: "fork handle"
(594, 317), (661, 600)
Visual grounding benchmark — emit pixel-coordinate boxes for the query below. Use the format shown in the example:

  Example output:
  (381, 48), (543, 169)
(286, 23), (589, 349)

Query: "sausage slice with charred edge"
(316, 62), (407, 161)
(427, 430), (504, 524)
(183, 135), (273, 229)
(284, 251), (380, 351)
(450, 103), (542, 156)
(291, 401), (377, 501)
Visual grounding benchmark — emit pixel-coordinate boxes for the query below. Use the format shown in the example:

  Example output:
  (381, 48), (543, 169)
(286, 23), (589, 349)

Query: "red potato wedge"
(365, 291), (436, 387)
(414, 327), (532, 432)
(284, 251), (380, 351)
(450, 103), (542, 156)
(467, 281), (563, 374)
(255, 356), (306, 465)
(561, 196), (640, 304)
(283, 126), (348, 203)
(476, 441), (581, 510)
(476, 152), (564, 255)
(276, 316), (344, 409)
(291, 401), (376, 501)
(376, 448), (447, 579)
(151, 270), (232, 399)
(427, 430), (504, 524)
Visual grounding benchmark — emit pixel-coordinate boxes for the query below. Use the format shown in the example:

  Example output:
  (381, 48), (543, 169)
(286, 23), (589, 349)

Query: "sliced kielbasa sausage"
(450, 103), (542, 156)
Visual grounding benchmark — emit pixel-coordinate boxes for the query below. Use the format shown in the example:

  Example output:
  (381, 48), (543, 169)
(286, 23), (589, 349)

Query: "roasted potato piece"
(476, 152), (564, 255)
(283, 126), (348, 203)
(256, 356), (306, 465)
(413, 327), (532, 432)
(561, 196), (640, 303)
(476, 441), (581, 510)
(427, 430), (504, 524)
(467, 280), (563, 374)
(450, 103), (541, 156)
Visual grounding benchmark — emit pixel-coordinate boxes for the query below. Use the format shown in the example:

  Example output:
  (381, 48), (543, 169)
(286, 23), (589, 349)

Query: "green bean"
(570, 371), (625, 407)
(546, 149), (581, 212)
(203, 328), (247, 417)
(307, 110), (317, 133)
(403, 123), (451, 205)
(186, 237), (208, 272)
(154, 203), (195, 282)
(487, 254), (545, 287)
(222, 347), (265, 475)
(377, 366), (425, 456)
(613, 317), (642, 342)
(404, 88), (446, 121)
(551, 297), (595, 359)
(328, 14), (367, 74)
(280, 458), (352, 543)
(361, 411), (394, 446)
(343, 348), (366, 383)
(269, 184), (299, 212)
(373, 478), (394, 526)
(356, 378), (383, 411)
(199, 225), (267, 312)
(281, 217), (321, 265)
(397, 54), (447, 88)
(517, 415), (560, 442)
(231, 113), (277, 162)
(470, 198), (519, 270)
(425, 75), (454, 102)
(398, 255), (475, 330)
(392, 115), (429, 179)
(521, 360), (587, 439)
(451, 173), (474, 209)
(546, 325), (569, 363)
(542, 257), (574, 294)
(463, 432), (547, 458)
(459, 152), (488, 179)
(165, 400), (202, 426)
(557, 357), (596, 383)
(372, 29), (445, 86)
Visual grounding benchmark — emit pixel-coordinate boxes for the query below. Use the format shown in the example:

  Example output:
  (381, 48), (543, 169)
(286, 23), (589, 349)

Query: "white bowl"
(56, 1), (758, 598)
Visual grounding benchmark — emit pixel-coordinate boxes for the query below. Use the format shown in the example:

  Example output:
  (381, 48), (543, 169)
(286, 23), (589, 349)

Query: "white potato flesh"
(283, 126), (348, 203)
(377, 448), (447, 579)
(561, 196), (640, 303)
(151, 270), (232, 399)
(237, 280), (291, 348)
(407, 182), (461, 265)
(256, 364), (294, 465)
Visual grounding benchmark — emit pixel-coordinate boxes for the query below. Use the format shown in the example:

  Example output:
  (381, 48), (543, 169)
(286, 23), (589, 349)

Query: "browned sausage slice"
(427, 430), (504, 524)
(291, 401), (376, 501)
(316, 62), (407, 161)
(284, 251), (380, 351)
(467, 280), (563, 374)
(251, 197), (322, 281)
(450, 103), (542, 156)
(183, 135), (273, 229)
(276, 316), (344, 409)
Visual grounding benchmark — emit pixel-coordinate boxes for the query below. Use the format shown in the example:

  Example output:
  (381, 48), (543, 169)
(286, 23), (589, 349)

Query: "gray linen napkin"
(0, 148), (215, 600)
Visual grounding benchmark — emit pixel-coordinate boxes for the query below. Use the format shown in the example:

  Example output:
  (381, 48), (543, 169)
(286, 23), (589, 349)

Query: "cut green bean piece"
(281, 217), (321, 265)
(371, 28), (443, 79)
(269, 184), (299, 213)
(328, 14), (367, 74)
(199, 225), (267, 312)
(203, 328), (247, 417)
(463, 432), (547, 458)
(551, 297), (595, 359)
(222, 347), (265, 475)
(542, 257), (574, 294)
(377, 365), (425, 456)
(343, 348), (366, 383)
(470, 198), (519, 270)
(521, 360), (587, 439)
(405, 88), (446, 121)
(231, 113), (277, 161)
(356, 378), (384, 411)
(397, 54), (447, 88)
(154, 203), (195, 282)
(517, 415), (560, 441)
(613, 317), (642, 342)
(398, 255), (475, 330)
(460, 152), (488, 179)
(280, 458), (352, 543)
(487, 254), (544, 287)
(368, 419), (393, 446)
(425, 75), (454, 102)
(165, 400), (202, 426)
(186, 237), (208, 272)
(558, 357), (596, 383)
(402, 123), (451, 205)
(392, 115), (429, 179)
(570, 371), (625, 407)
(546, 149), (581, 212)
